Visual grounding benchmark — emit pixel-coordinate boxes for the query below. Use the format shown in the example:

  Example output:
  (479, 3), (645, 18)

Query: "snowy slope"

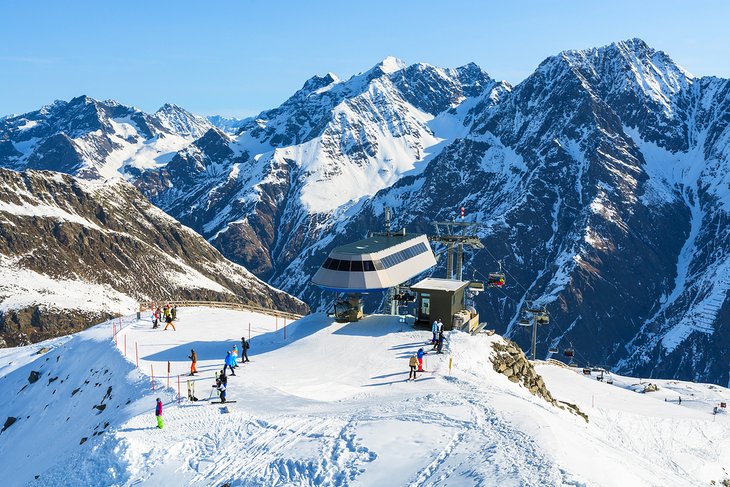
(1, 308), (728, 486)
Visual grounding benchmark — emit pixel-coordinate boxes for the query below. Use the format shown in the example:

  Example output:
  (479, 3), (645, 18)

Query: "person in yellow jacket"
(408, 354), (418, 381)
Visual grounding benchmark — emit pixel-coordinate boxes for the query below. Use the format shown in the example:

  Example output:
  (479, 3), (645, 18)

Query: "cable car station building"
(409, 278), (480, 331)
(312, 233), (436, 292)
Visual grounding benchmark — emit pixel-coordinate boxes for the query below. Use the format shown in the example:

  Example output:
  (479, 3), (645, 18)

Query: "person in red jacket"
(155, 398), (163, 429)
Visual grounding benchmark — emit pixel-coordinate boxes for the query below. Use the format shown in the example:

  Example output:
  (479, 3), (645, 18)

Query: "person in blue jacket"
(431, 320), (439, 345)
(416, 347), (426, 372)
(224, 351), (236, 376)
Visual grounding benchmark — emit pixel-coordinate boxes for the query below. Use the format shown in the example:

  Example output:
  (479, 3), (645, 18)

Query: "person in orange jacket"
(188, 349), (197, 376)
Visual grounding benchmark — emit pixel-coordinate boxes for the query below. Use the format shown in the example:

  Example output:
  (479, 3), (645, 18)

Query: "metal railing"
(139, 300), (305, 321)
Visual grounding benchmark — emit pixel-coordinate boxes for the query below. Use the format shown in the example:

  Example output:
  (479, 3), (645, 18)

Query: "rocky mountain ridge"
(0, 39), (727, 385)
(0, 167), (307, 346)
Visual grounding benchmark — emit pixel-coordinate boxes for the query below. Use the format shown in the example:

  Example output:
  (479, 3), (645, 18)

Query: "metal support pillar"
(390, 285), (399, 315)
(531, 315), (538, 361)
(446, 242), (454, 280)
(456, 243), (464, 281)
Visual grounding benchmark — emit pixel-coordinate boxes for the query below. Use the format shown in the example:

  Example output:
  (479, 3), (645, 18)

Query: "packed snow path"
(1, 308), (728, 486)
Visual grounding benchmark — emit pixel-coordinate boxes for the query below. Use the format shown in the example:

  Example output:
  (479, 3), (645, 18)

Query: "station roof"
(410, 278), (470, 292)
(332, 233), (422, 255)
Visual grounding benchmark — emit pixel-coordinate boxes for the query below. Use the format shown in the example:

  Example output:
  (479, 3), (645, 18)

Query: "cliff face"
(0, 168), (307, 346)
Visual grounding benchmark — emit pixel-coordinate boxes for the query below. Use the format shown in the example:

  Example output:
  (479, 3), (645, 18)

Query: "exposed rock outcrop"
(491, 338), (588, 422)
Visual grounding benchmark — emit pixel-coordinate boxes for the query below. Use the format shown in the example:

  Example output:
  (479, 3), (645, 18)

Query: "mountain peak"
(377, 56), (407, 74)
(152, 103), (212, 139)
(301, 72), (340, 93)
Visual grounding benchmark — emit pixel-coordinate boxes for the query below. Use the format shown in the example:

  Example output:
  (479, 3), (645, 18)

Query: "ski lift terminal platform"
(311, 233), (436, 292)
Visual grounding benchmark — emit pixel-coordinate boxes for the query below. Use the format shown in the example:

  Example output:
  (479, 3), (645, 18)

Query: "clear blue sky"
(1, 0), (727, 118)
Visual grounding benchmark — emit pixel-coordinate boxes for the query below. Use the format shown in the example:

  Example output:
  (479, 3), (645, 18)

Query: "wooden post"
(275, 316), (278, 331)
(151, 365), (155, 391)
(135, 342), (139, 368)
(449, 356), (453, 375)
(167, 361), (171, 388)
(284, 317), (287, 340)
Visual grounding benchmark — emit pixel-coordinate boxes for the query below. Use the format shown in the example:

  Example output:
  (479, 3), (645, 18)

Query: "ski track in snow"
(3, 308), (729, 487)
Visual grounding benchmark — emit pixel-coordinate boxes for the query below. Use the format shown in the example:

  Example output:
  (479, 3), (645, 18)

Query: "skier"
(218, 383), (227, 403)
(152, 312), (159, 329)
(241, 337), (250, 363)
(155, 398), (163, 429)
(232, 344), (239, 367)
(416, 348), (426, 372)
(164, 313), (176, 331)
(171, 305), (177, 321)
(437, 329), (445, 354)
(431, 320), (439, 345)
(408, 354), (418, 381)
(188, 349), (197, 376)
(224, 351), (236, 376)
(432, 319), (443, 350)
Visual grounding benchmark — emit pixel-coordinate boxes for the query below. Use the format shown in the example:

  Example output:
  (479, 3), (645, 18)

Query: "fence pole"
(135, 342), (139, 368)
(124, 335), (127, 356)
(151, 365), (155, 391)
(449, 356), (453, 375)
(284, 318), (287, 340)
(275, 316), (278, 331)
(167, 361), (171, 388)
(177, 375), (181, 403)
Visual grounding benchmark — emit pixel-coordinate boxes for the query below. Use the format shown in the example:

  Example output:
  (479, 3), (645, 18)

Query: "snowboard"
(210, 401), (237, 404)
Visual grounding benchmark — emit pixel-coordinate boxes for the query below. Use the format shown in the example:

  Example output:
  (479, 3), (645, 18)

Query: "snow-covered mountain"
(0, 40), (727, 386)
(135, 57), (505, 280)
(0, 96), (214, 179)
(1, 309), (728, 486)
(0, 168), (307, 347)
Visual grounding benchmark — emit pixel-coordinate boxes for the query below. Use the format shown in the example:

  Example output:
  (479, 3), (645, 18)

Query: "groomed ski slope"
(0, 308), (727, 486)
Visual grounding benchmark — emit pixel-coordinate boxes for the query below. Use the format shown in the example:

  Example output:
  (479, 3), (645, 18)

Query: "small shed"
(410, 278), (471, 330)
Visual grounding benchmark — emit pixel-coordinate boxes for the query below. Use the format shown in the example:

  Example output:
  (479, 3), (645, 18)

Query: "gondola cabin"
(409, 278), (479, 332)
(487, 273), (505, 288)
